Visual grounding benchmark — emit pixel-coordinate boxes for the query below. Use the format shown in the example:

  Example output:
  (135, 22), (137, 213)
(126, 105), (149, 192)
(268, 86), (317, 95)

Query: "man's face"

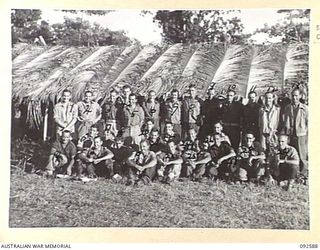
(146, 121), (154, 131)
(265, 93), (274, 106)
(168, 141), (176, 154)
(89, 128), (98, 138)
(84, 92), (92, 103)
(171, 92), (178, 101)
(188, 87), (196, 98)
(110, 92), (117, 102)
(292, 90), (301, 104)
(278, 136), (288, 150)
(123, 88), (131, 97)
(227, 91), (235, 103)
(149, 91), (156, 101)
(61, 132), (71, 144)
(248, 93), (257, 103)
(245, 134), (255, 146)
(115, 139), (124, 148)
(94, 138), (103, 148)
(129, 96), (137, 106)
(213, 134), (221, 146)
(189, 129), (197, 141)
(61, 91), (71, 103)
(214, 123), (223, 134)
(150, 131), (159, 142)
(165, 123), (173, 133)
(140, 141), (149, 154)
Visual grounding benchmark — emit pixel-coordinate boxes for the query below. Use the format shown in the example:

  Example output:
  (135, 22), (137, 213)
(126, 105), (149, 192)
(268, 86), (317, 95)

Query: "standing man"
(199, 86), (219, 141)
(121, 85), (132, 106)
(122, 93), (145, 145)
(45, 130), (77, 176)
(101, 89), (122, 137)
(221, 89), (242, 149)
(181, 84), (202, 140)
(259, 92), (281, 151)
(76, 90), (102, 140)
(163, 89), (182, 136)
(242, 91), (261, 142)
(143, 90), (160, 128)
(53, 89), (78, 138)
(283, 88), (308, 178)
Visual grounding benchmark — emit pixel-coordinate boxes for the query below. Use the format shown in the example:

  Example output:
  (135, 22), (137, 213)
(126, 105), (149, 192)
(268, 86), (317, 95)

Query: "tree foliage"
(11, 9), (131, 46)
(254, 9), (310, 43)
(152, 10), (244, 44)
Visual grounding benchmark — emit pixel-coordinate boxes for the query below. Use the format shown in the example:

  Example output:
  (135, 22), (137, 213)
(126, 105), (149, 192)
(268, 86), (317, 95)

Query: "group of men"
(44, 83), (308, 191)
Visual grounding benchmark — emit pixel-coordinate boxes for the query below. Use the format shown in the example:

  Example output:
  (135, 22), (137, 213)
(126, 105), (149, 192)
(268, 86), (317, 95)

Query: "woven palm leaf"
(246, 44), (287, 97)
(12, 45), (45, 71)
(137, 43), (198, 95)
(178, 43), (226, 97)
(110, 43), (167, 92)
(283, 43), (309, 96)
(212, 44), (254, 97)
(12, 43), (29, 59)
(101, 43), (142, 95)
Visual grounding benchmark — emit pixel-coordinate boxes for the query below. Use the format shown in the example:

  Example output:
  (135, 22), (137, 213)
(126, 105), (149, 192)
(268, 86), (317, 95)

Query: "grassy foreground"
(9, 172), (309, 229)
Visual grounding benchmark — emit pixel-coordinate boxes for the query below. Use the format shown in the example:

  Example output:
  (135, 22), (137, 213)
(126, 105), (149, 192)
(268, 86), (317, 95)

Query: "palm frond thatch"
(12, 45), (46, 71)
(246, 44), (287, 96)
(137, 43), (198, 95)
(212, 45), (254, 96)
(178, 43), (226, 97)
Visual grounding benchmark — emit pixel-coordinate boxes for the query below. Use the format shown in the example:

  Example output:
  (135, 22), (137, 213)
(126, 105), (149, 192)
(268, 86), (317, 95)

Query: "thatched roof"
(12, 42), (309, 103)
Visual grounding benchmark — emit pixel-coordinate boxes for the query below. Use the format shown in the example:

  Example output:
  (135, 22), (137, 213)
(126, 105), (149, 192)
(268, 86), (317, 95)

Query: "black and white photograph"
(9, 8), (310, 230)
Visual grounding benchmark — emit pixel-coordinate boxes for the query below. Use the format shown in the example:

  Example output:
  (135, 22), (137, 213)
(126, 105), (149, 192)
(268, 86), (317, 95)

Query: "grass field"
(9, 171), (309, 229)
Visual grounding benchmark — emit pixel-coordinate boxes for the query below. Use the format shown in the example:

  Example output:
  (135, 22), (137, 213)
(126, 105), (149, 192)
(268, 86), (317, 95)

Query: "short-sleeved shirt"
(77, 101), (101, 123)
(143, 100), (160, 122)
(50, 140), (77, 161)
(87, 146), (113, 160)
(77, 134), (94, 149)
(149, 138), (166, 153)
(133, 151), (157, 166)
(182, 139), (199, 159)
(182, 97), (201, 124)
(111, 146), (134, 164)
(162, 132), (181, 144)
(124, 104), (145, 127)
(53, 102), (78, 133)
(164, 100), (182, 124)
(238, 141), (264, 159)
(278, 145), (300, 162)
(209, 141), (233, 162)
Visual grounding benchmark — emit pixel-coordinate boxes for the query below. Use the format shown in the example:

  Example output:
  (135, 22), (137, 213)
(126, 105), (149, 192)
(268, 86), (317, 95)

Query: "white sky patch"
(39, 9), (306, 45)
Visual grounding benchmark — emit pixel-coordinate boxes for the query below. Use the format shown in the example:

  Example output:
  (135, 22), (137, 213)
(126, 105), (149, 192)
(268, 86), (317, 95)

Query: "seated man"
(162, 121), (181, 145)
(76, 136), (114, 178)
(140, 118), (155, 141)
(77, 125), (99, 150)
(103, 124), (116, 149)
(205, 121), (231, 146)
(269, 134), (300, 191)
(207, 133), (237, 181)
(237, 132), (265, 182)
(157, 140), (183, 184)
(109, 137), (135, 182)
(148, 128), (166, 155)
(125, 140), (157, 186)
(45, 130), (76, 176)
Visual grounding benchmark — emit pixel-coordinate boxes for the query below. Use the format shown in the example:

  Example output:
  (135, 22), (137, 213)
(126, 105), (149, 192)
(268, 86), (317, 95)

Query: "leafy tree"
(253, 9), (310, 43)
(11, 9), (42, 44)
(151, 10), (244, 44)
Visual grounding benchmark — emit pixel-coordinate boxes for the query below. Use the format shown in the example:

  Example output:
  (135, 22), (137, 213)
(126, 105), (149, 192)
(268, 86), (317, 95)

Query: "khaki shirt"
(53, 102), (78, 134)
